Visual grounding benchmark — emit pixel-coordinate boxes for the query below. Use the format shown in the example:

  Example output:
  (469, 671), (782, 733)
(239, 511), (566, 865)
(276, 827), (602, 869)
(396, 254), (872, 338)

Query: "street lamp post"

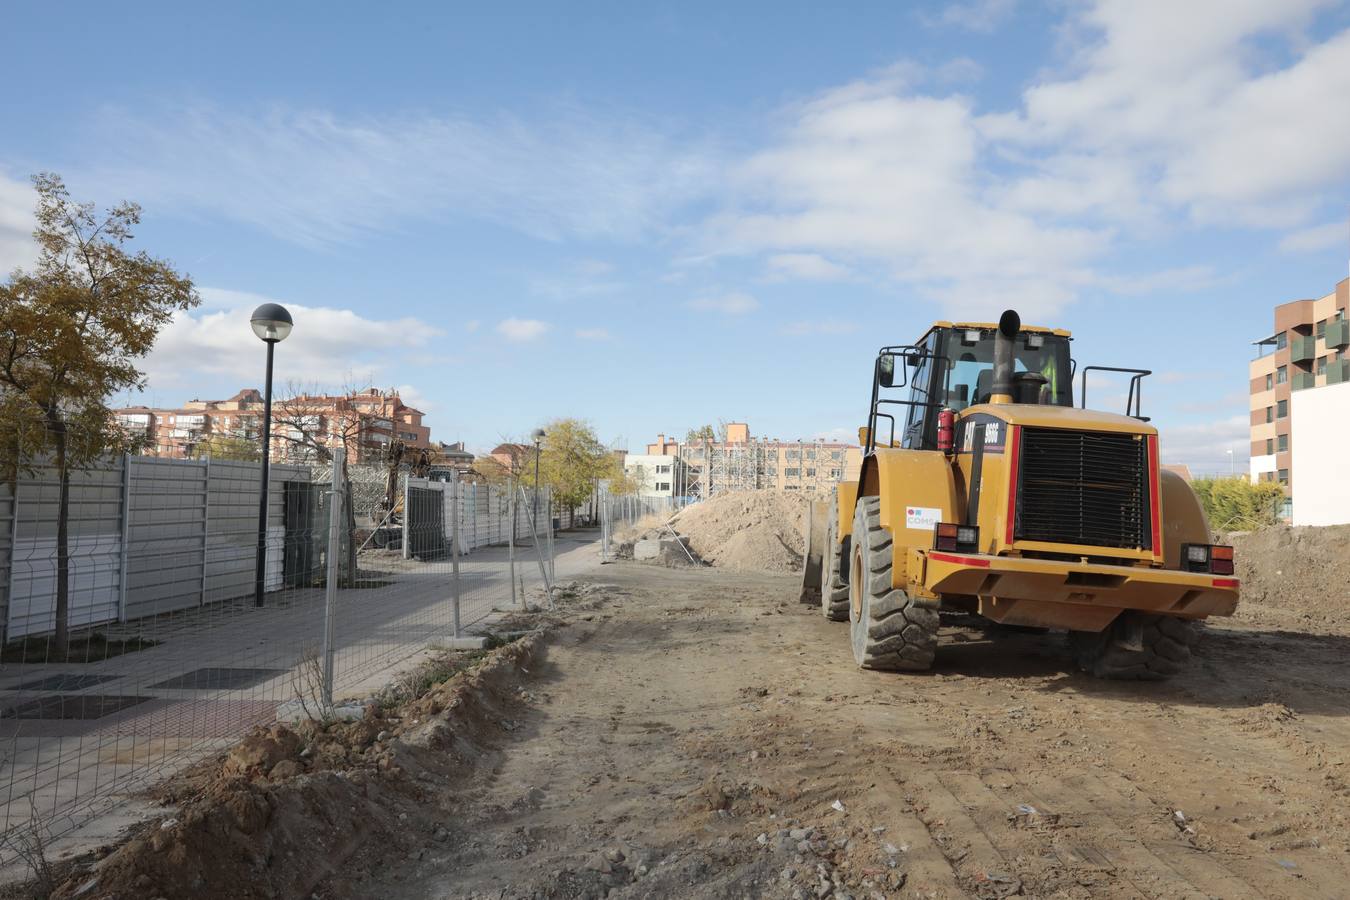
(531, 428), (546, 534)
(1227, 447), (1235, 478)
(250, 303), (293, 607)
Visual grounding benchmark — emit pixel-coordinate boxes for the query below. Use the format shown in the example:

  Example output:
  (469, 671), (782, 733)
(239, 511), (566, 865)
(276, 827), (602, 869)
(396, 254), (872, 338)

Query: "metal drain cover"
(9, 673), (122, 692)
(149, 667), (287, 691)
(1, 694), (151, 720)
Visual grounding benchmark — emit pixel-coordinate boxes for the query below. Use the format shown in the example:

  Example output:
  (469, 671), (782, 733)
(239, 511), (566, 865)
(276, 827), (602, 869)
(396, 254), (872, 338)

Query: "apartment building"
(622, 453), (687, 498)
(116, 387), (433, 462)
(645, 423), (863, 497)
(1248, 277), (1350, 491)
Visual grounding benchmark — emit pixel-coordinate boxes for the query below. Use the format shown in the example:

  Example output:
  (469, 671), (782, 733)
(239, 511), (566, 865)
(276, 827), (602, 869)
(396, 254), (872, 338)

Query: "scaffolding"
(680, 439), (835, 498)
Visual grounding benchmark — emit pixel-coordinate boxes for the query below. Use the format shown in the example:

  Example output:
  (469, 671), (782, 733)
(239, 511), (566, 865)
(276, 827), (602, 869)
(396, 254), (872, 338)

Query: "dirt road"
(338, 562), (1350, 900)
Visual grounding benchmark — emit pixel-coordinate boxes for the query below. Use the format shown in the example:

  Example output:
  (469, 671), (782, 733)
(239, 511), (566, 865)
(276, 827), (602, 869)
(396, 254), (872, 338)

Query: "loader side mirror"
(878, 354), (896, 388)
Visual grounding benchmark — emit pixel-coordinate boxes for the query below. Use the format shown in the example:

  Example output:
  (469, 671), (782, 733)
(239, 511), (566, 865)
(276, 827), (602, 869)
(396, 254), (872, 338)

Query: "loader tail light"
(1181, 543), (1234, 575)
(934, 522), (979, 553)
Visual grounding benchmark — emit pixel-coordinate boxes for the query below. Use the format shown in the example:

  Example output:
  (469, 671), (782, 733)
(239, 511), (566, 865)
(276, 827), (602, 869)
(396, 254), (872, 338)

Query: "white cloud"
(1003, 1), (1350, 227)
(574, 327), (611, 340)
(1157, 414), (1250, 471)
(463, 319), (481, 333)
(1279, 221), (1347, 254)
(496, 317), (550, 341)
(765, 253), (853, 282)
(779, 319), (859, 336)
(142, 288), (443, 388)
(0, 170), (36, 274)
(395, 383), (435, 413)
(922, 0), (1016, 32)
(702, 4), (1350, 318)
(687, 291), (759, 315)
(708, 79), (1105, 318)
(76, 102), (719, 247)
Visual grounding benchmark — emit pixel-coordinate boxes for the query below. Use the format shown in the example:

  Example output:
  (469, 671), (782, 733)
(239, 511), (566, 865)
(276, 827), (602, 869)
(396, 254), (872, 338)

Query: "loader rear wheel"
(821, 497), (850, 622)
(848, 496), (938, 671)
(1069, 613), (1198, 681)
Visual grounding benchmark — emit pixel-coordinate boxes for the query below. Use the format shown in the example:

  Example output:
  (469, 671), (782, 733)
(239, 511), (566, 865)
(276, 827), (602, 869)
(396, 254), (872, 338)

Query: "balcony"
(1292, 371), (1316, 391)
(1326, 319), (1350, 349)
(1328, 360), (1350, 385)
(1290, 334), (1316, 363)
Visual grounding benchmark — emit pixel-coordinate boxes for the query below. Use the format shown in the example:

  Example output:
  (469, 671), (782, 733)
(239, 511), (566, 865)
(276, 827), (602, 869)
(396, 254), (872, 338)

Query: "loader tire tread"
(1070, 613), (1198, 681)
(849, 496), (937, 671)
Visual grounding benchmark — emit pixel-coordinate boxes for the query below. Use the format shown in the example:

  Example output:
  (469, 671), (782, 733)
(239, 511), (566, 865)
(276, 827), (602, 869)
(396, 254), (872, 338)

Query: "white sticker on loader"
(905, 506), (942, 530)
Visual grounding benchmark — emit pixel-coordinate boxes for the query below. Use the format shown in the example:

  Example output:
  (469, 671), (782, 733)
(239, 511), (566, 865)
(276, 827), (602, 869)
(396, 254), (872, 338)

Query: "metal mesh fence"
(0, 431), (572, 855)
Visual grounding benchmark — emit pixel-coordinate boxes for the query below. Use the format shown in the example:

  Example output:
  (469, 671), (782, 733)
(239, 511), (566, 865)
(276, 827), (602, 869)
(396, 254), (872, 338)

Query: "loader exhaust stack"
(988, 309), (1021, 404)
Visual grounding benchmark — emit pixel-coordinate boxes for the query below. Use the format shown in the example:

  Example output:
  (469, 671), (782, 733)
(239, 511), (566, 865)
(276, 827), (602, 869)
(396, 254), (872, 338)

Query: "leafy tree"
(189, 433), (260, 462)
(529, 418), (620, 517)
(1191, 477), (1285, 531)
(0, 174), (198, 658)
(685, 424), (715, 444)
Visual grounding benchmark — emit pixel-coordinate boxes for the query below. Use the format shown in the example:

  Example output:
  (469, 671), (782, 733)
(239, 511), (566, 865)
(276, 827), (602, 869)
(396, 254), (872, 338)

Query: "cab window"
(940, 329), (1072, 411)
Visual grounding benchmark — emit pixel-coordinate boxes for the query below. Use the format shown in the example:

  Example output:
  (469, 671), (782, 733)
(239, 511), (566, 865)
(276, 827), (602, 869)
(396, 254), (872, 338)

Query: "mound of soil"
(668, 490), (809, 574)
(1227, 525), (1350, 629)
(51, 631), (556, 900)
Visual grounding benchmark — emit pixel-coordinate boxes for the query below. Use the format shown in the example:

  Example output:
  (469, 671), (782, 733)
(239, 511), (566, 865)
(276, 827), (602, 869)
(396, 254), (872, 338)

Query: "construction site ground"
(327, 560), (1348, 900)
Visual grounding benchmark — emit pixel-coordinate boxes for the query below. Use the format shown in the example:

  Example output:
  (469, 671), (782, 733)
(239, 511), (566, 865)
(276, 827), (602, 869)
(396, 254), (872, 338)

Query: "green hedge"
(1190, 477), (1284, 531)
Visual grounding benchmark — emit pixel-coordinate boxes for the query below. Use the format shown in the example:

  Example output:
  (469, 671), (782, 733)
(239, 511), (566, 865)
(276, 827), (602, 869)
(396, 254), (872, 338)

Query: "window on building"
(785, 450), (799, 460)
(784, 484), (799, 490)
(1317, 320), (1327, 338)
(655, 464), (670, 473)
(1277, 434), (1288, 452)
(1318, 356), (1327, 375)
(830, 451), (842, 460)
(1277, 399), (1288, 418)
(1278, 469), (1289, 484)
(829, 468), (841, 478)
(1266, 406), (1273, 423)
(805, 468), (816, 477)
(784, 467), (799, 477)
(1266, 438), (1274, 455)
(1276, 366), (1287, 384)
(1265, 373), (1273, 390)
(1276, 332), (1287, 349)
(655, 482), (670, 491)
(805, 450), (816, 459)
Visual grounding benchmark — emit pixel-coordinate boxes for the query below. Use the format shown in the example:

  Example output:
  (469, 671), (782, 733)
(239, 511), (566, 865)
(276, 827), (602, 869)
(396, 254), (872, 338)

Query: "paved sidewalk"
(0, 531), (602, 877)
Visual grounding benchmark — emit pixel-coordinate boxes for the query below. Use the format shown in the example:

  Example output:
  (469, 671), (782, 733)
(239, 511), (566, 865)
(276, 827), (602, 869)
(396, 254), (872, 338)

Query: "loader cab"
(868, 323), (1073, 453)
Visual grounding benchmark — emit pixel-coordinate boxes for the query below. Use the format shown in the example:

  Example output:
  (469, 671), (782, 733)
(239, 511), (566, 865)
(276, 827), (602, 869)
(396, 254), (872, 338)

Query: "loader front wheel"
(821, 497), (850, 622)
(848, 496), (938, 671)
(1069, 612), (1198, 681)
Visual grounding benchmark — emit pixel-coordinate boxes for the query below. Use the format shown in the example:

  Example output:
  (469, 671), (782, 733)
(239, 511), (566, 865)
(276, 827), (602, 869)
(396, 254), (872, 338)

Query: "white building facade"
(623, 453), (686, 498)
(1289, 380), (1350, 525)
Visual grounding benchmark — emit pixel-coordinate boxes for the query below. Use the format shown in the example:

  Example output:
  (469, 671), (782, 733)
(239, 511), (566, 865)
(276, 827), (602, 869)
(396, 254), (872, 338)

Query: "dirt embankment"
(1227, 525), (1350, 630)
(44, 595), (597, 900)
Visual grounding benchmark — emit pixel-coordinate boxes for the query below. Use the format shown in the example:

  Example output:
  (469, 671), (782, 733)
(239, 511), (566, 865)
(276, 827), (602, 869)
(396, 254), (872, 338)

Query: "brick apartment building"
(638, 422), (864, 497)
(1249, 277), (1350, 491)
(116, 387), (433, 463)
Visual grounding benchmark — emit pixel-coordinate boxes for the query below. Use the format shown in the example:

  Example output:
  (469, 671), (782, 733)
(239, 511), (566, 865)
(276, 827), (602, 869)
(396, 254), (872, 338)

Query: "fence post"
(401, 471), (410, 560)
(508, 488), (518, 608)
(451, 476), (462, 638)
(118, 453), (131, 623)
(544, 487), (556, 585)
(321, 447), (344, 711)
(520, 485), (551, 592)
(200, 455), (210, 607)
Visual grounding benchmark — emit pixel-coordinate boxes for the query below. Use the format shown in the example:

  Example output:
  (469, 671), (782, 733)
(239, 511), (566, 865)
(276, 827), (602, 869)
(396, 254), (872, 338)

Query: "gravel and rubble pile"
(1226, 525), (1350, 628)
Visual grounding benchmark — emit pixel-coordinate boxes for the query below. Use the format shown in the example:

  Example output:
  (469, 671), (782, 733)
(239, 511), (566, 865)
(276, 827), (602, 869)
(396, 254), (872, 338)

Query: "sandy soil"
(327, 563), (1350, 900)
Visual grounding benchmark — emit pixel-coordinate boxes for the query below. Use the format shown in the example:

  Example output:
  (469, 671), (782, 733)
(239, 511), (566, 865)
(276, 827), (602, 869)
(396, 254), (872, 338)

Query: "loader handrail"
(866, 344), (951, 454)
(1079, 365), (1151, 420)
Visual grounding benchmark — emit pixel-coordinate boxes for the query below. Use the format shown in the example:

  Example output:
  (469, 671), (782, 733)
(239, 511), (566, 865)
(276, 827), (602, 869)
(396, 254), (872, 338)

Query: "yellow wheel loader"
(800, 310), (1238, 680)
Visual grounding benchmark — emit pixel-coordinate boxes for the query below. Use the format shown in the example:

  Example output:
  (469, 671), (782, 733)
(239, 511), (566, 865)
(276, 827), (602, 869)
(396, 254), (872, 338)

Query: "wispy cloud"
(687, 291), (759, 315)
(764, 253), (853, 282)
(1279, 221), (1347, 254)
(921, 0), (1016, 33)
(143, 288), (442, 388)
(496, 317), (550, 341)
(574, 327), (611, 340)
(0, 170), (36, 274)
(76, 102), (720, 248)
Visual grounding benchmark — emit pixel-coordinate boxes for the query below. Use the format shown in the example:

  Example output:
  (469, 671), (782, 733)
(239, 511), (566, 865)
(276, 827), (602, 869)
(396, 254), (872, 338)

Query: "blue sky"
(3, 0), (1349, 472)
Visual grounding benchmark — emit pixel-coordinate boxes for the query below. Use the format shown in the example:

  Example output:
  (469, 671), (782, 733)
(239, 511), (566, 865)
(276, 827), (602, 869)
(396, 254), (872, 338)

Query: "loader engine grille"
(1015, 427), (1150, 551)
